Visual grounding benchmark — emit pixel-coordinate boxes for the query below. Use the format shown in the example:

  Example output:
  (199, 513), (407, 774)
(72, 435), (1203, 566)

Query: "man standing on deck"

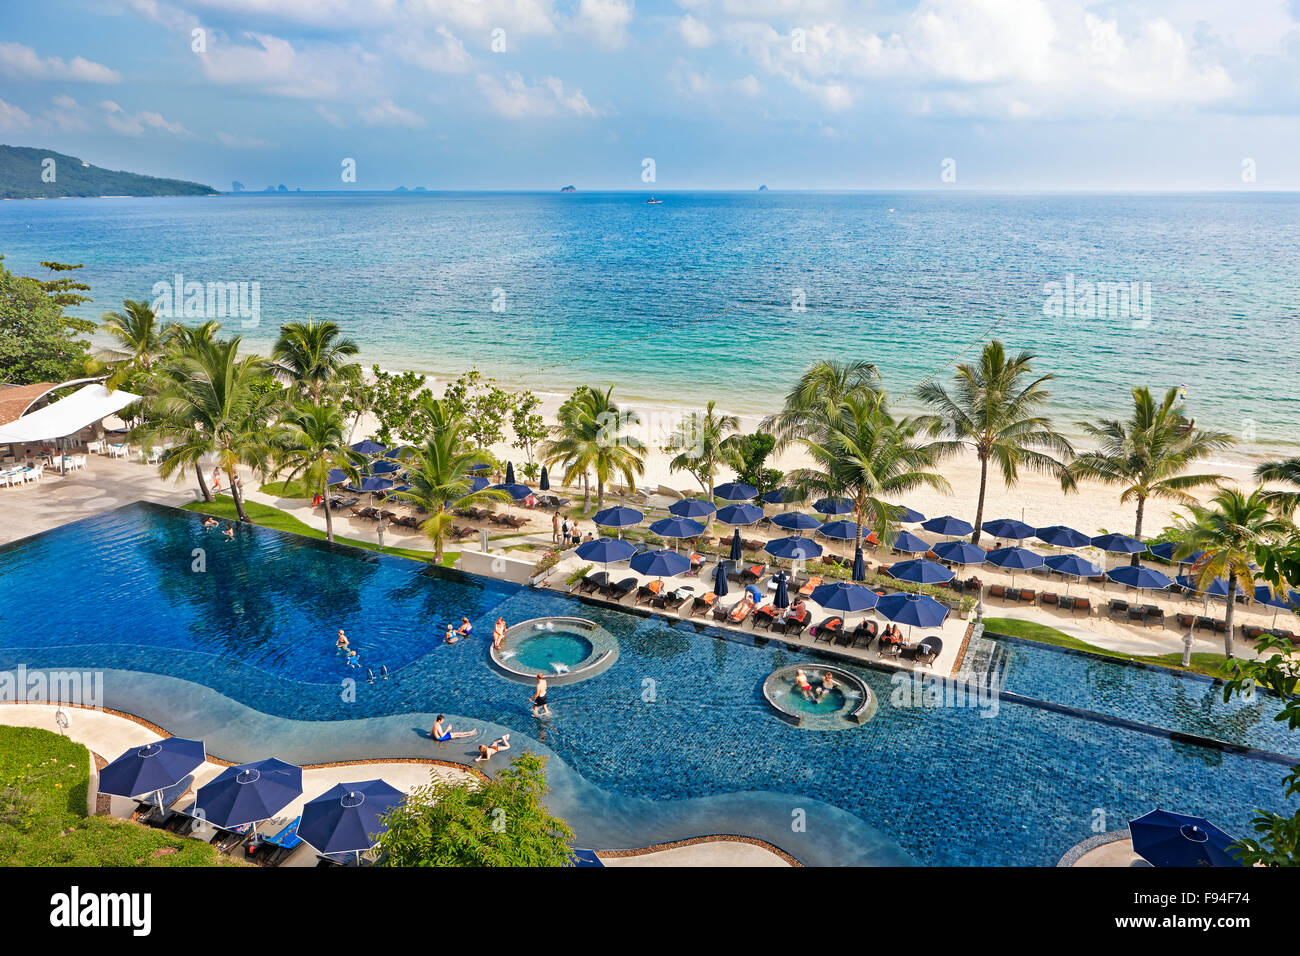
(552, 510), (560, 545)
(377, 517), (386, 552)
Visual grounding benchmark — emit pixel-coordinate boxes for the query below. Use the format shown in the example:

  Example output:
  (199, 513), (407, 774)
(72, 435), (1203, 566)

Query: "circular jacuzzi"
(763, 664), (876, 730)
(489, 617), (619, 685)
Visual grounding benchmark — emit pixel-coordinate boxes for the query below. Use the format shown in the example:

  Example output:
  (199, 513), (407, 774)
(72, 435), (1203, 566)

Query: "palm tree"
(396, 402), (510, 560)
(1066, 386), (1234, 563)
(917, 340), (1073, 546)
(787, 391), (950, 553)
(761, 358), (879, 450)
(153, 337), (277, 522)
(101, 299), (164, 388)
(666, 400), (741, 495)
(272, 318), (360, 402)
(540, 385), (645, 510)
(1175, 488), (1292, 658)
(271, 403), (363, 543)
(1255, 458), (1300, 518)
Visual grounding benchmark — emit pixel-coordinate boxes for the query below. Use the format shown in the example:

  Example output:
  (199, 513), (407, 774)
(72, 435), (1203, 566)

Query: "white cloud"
(733, 74), (763, 97)
(0, 98), (33, 130)
(99, 100), (190, 136)
(43, 94), (90, 131)
(573, 0), (634, 48)
(678, 14), (713, 48)
(476, 72), (597, 118)
(314, 104), (346, 127)
(198, 32), (379, 99)
(0, 43), (121, 83)
(217, 130), (274, 148)
(358, 98), (425, 127)
(389, 26), (474, 74)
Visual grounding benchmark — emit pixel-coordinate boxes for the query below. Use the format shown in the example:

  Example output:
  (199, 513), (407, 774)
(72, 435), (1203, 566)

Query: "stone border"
(595, 833), (802, 867)
(1056, 828), (1132, 867)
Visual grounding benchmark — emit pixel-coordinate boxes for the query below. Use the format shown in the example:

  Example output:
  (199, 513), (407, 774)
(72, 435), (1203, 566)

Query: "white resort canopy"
(0, 383), (141, 444)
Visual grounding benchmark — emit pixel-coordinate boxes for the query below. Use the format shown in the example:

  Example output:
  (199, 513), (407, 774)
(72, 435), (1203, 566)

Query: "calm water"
(1, 191), (1297, 453)
(0, 503), (1294, 866)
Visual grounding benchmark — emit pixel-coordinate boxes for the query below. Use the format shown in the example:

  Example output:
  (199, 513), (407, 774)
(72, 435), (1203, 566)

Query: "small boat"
(646, 197), (663, 204)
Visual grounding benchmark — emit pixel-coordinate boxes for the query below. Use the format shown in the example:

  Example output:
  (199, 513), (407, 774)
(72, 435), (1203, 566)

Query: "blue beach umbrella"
(986, 547), (1045, 585)
(729, 527), (743, 561)
(713, 481), (757, 502)
(465, 475), (489, 493)
(631, 549), (691, 578)
(488, 482), (532, 501)
(1044, 553), (1104, 596)
(773, 571), (790, 609)
(933, 540), (988, 565)
(772, 512), (821, 531)
(669, 498), (716, 519)
(882, 504), (925, 524)
(1106, 564), (1174, 591)
(762, 487), (799, 505)
(468, 461), (490, 472)
(1176, 574), (1245, 599)
(592, 505), (644, 529)
(1252, 584), (1300, 627)
(1129, 810), (1242, 868)
(325, 468), (349, 487)
(817, 520), (869, 542)
(813, 497), (854, 516)
(1148, 542), (1205, 565)
(349, 439), (385, 456)
(922, 515), (974, 538)
(888, 558), (954, 585)
(809, 581), (879, 613)
(982, 518), (1036, 540)
(346, 476), (394, 494)
(876, 592), (949, 634)
(712, 561), (729, 599)
(576, 536), (636, 568)
(370, 458), (400, 476)
(539, 467), (550, 491)
(648, 516), (706, 540)
(195, 758), (303, 834)
(1036, 525), (1091, 549)
(852, 546), (866, 582)
(890, 530), (931, 554)
(1091, 532), (1147, 555)
(299, 779), (406, 864)
(764, 536), (823, 562)
(715, 503), (764, 526)
(98, 737), (207, 810)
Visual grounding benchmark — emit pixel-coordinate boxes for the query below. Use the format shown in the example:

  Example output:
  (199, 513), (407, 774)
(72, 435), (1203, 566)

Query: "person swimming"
(346, 649), (360, 667)
(475, 733), (511, 762)
(336, 629), (349, 649)
(794, 668), (814, 701)
(444, 624), (460, 644)
(222, 523), (235, 540)
(202, 516), (218, 529)
(456, 616), (473, 638)
(813, 670), (836, 702)
(431, 715), (476, 742)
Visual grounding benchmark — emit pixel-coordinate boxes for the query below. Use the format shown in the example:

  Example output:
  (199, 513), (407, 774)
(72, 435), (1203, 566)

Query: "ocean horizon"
(3, 190), (1297, 461)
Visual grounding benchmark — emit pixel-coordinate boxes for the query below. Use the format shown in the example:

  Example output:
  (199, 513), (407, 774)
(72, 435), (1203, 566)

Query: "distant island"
(0, 144), (218, 199)
(758, 184), (768, 191)
(560, 185), (576, 192)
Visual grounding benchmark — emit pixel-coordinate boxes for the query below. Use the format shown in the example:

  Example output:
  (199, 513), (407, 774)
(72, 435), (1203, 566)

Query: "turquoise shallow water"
(1, 190), (1297, 452)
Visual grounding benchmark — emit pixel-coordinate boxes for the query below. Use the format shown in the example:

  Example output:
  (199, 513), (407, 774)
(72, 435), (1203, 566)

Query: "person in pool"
(531, 674), (550, 717)
(336, 629), (349, 649)
(492, 617), (507, 649)
(222, 523), (235, 540)
(431, 715), (476, 741)
(202, 516), (218, 529)
(475, 733), (511, 762)
(346, 649), (360, 668)
(456, 616), (473, 638)
(444, 624), (460, 644)
(794, 668), (814, 701)
(813, 670), (836, 702)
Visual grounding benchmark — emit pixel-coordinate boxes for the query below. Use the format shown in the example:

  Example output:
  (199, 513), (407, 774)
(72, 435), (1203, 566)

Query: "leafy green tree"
(666, 400), (740, 495)
(1256, 458), (1300, 518)
(270, 403), (363, 542)
(761, 358), (879, 450)
(376, 752), (575, 867)
(272, 318), (360, 402)
(510, 391), (549, 468)
(1175, 487), (1292, 657)
(788, 391), (950, 552)
(101, 299), (165, 389)
(540, 385), (644, 510)
(36, 261), (93, 309)
(352, 366), (433, 447)
(0, 257), (93, 384)
(1065, 386), (1233, 562)
(917, 340), (1073, 546)
(443, 369), (512, 451)
(728, 431), (783, 496)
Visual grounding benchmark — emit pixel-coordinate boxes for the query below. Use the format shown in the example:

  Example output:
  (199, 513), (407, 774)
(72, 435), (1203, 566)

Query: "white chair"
(145, 447), (162, 465)
(73, 455), (87, 471)
(26, 464), (42, 483)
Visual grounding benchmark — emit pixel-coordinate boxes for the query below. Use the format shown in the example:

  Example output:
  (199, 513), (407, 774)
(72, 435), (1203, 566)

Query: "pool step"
(958, 632), (1008, 691)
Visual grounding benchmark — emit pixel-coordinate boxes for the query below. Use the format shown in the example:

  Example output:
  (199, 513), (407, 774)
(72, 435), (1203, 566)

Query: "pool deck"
(0, 703), (792, 867)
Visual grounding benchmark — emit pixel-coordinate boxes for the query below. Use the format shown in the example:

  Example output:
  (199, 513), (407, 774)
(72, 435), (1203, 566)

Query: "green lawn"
(0, 726), (236, 866)
(260, 478), (313, 499)
(982, 616), (1235, 679)
(182, 496), (458, 566)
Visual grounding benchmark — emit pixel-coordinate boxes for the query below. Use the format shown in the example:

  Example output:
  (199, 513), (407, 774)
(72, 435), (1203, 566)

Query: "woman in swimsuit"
(794, 668), (814, 701)
(444, 624), (460, 644)
(475, 733), (512, 762)
(492, 618), (507, 650)
(431, 715), (476, 741)
(456, 616), (473, 638)
(336, 629), (349, 649)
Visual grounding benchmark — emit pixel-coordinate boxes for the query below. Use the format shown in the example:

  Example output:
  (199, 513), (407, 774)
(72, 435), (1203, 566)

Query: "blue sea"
(2, 190), (1297, 455)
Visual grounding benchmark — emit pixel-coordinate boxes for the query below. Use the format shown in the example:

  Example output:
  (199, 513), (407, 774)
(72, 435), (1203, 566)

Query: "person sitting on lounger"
(784, 599), (807, 621)
(794, 668), (815, 701)
(456, 616), (473, 638)
(475, 734), (511, 762)
(880, 624), (902, 649)
(814, 671), (836, 702)
(431, 716), (476, 741)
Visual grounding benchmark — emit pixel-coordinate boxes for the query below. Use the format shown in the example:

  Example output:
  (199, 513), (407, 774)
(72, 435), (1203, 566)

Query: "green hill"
(0, 144), (219, 199)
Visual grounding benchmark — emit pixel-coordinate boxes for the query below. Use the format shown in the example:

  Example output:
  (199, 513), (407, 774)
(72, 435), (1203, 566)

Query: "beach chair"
(247, 816), (303, 866)
(752, 605), (779, 630)
(1039, 592), (1059, 608)
(1018, 588), (1035, 604)
(688, 553), (705, 576)
(739, 563), (766, 585)
(798, 575), (823, 598)
(1143, 606), (1165, 628)
(211, 823), (253, 854)
(850, 619), (878, 649)
(877, 631), (903, 658)
(690, 592), (717, 615)
(1107, 599), (1129, 621)
(811, 617), (842, 644)
(574, 571), (608, 595)
(988, 584), (1007, 602)
(1126, 606), (1146, 626)
(653, 587), (691, 611)
(605, 577), (638, 601)
(1072, 597), (1091, 616)
(634, 580), (665, 605)
(832, 625), (854, 647)
(914, 636), (943, 667)
(773, 608), (808, 635)
(1175, 612), (1196, 631)
(727, 594), (757, 625)
(1195, 615), (1217, 633)
(136, 774), (194, 827)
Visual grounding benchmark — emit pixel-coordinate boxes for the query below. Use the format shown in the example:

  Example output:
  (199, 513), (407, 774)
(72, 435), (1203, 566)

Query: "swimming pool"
(0, 503), (1294, 866)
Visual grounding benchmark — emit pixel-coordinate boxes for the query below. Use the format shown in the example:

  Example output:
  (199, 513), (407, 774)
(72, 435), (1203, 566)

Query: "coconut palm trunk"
(971, 454), (989, 546)
(1222, 590), (1236, 658)
(195, 463), (212, 502)
(227, 467), (250, 522)
(1130, 496), (1147, 567)
(322, 479), (335, 542)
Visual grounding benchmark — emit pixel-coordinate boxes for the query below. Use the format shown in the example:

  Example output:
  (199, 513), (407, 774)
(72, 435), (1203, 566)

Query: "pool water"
(778, 685), (848, 715)
(1, 503), (1295, 866)
(512, 632), (594, 672)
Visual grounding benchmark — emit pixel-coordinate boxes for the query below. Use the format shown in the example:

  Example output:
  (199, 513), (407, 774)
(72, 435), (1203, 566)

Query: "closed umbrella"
(504, 461), (515, 486)
(98, 737), (206, 812)
(729, 527), (743, 561)
(715, 503), (763, 526)
(773, 571), (790, 609)
(713, 481), (757, 501)
(713, 561), (729, 599)
(1036, 525), (1090, 549)
(195, 758), (303, 838)
(772, 512), (820, 531)
(669, 498), (716, 519)
(299, 779), (406, 865)
(982, 518), (1036, 540)
(809, 581), (879, 613)
(888, 558), (954, 585)
(852, 546), (866, 582)
(539, 466), (550, 491)
(921, 515), (974, 538)
(1129, 810), (1242, 868)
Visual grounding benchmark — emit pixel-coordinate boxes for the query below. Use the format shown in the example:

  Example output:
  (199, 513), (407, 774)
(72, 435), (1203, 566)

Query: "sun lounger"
(211, 823), (253, 854)
(605, 576), (638, 601)
(914, 636), (943, 667)
(574, 570), (609, 594)
(811, 617), (843, 644)
(727, 594), (757, 624)
(877, 631), (903, 657)
(690, 592), (717, 615)
(135, 774), (194, 826)
(635, 580), (665, 605)
(247, 816), (303, 866)
(752, 605), (779, 630)
(653, 587), (691, 611)
(1039, 592), (1059, 608)
(798, 575), (823, 597)
(850, 619), (878, 648)
(1018, 588), (1035, 603)
(1175, 612), (1196, 630)
(1108, 599), (1129, 621)
(773, 608), (808, 635)
(739, 563), (766, 584)
(1072, 596), (1091, 615)
(988, 584), (1007, 601)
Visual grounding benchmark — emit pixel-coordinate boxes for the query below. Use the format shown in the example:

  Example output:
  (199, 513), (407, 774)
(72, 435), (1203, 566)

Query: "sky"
(2, 0), (1300, 190)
